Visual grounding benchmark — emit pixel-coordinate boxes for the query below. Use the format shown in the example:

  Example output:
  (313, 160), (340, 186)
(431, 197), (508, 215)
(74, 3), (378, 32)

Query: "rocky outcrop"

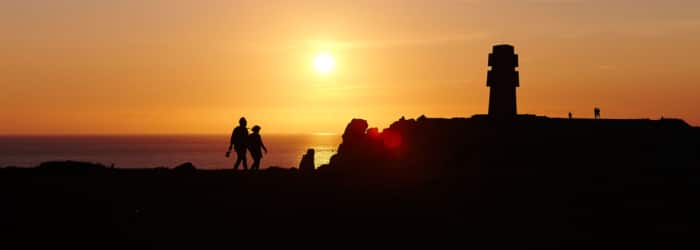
(35, 161), (109, 174)
(173, 162), (197, 173)
(325, 115), (700, 178)
(298, 149), (315, 173)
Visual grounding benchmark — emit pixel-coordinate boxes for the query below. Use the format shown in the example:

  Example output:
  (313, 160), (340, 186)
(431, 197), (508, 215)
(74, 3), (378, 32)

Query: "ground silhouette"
(1, 116), (698, 248)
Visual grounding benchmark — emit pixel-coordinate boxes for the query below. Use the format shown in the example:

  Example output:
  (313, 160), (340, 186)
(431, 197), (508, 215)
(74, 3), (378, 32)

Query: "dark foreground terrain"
(2, 116), (699, 249)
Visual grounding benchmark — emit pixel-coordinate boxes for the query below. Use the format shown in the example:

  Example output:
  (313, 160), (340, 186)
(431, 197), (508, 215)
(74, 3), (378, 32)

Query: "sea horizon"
(0, 134), (341, 169)
(0, 132), (341, 136)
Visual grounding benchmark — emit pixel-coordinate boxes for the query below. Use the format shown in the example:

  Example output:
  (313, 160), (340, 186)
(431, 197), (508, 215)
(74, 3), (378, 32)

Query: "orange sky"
(1, 0), (699, 134)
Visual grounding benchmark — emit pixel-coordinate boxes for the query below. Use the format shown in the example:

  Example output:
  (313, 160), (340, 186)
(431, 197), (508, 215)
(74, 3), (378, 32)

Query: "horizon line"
(0, 115), (695, 136)
(0, 132), (341, 137)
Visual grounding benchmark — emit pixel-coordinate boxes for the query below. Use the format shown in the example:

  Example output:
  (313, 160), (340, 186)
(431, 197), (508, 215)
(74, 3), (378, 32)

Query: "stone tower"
(487, 44), (519, 118)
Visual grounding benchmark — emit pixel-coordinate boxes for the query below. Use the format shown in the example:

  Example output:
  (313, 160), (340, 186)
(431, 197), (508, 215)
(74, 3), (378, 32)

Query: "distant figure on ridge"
(299, 148), (315, 173)
(227, 117), (249, 170)
(248, 125), (268, 171)
(594, 107), (601, 120)
(568, 112), (572, 120)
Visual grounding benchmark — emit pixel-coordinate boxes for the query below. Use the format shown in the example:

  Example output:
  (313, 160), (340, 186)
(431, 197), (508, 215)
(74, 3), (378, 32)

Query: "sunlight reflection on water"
(313, 146), (336, 168)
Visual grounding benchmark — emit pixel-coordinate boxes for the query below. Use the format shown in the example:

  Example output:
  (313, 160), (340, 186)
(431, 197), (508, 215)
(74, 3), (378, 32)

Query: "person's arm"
(228, 129), (235, 150)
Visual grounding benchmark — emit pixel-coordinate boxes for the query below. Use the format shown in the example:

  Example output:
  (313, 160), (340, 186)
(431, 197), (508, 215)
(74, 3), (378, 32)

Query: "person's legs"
(235, 149), (248, 170)
(233, 157), (241, 170)
(251, 157), (261, 170)
(238, 149), (248, 170)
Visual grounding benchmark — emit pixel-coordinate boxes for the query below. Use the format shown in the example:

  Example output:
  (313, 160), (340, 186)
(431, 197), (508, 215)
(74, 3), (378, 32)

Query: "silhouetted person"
(248, 125), (267, 171)
(594, 107), (601, 120)
(299, 148), (315, 173)
(227, 117), (249, 170)
(568, 112), (572, 120)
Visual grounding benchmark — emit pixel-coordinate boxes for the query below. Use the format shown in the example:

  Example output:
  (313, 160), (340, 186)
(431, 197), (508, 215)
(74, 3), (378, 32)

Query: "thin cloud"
(302, 32), (490, 50)
(225, 32), (489, 55)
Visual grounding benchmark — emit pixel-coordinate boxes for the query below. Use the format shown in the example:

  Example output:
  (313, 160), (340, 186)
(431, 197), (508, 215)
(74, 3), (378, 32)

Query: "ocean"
(0, 134), (341, 169)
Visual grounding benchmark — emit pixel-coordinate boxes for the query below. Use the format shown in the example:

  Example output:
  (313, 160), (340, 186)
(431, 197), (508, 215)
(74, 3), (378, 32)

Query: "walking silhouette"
(594, 107), (601, 119)
(227, 117), (249, 170)
(248, 125), (268, 171)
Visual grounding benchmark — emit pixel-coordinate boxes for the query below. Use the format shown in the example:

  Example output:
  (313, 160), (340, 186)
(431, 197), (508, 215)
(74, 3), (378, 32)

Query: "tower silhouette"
(487, 44), (519, 117)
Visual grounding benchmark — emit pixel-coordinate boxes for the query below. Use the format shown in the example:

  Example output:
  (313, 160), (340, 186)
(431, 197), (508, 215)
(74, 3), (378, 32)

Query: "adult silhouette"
(248, 125), (268, 171)
(227, 117), (249, 170)
(594, 107), (601, 120)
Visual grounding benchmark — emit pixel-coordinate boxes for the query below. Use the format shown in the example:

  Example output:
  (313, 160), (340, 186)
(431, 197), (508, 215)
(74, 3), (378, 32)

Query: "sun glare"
(313, 53), (335, 75)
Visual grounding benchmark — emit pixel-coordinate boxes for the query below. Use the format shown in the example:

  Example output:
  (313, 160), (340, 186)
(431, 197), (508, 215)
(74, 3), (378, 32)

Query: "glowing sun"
(313, 53), (335, 75)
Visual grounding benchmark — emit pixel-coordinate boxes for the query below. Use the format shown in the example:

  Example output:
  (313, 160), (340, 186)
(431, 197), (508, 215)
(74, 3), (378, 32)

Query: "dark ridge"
(326, 115), (698, 176)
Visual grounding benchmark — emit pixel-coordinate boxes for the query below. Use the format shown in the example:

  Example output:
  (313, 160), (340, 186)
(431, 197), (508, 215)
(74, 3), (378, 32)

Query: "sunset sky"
(1, 0), (699, 134)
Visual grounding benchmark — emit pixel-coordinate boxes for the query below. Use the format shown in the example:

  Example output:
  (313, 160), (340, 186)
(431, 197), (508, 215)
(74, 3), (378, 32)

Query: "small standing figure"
(594, 107), (601, 120)
(568, 112), (572, 120)
(248, 125), (268, 171)
(227, 117), (249, 171)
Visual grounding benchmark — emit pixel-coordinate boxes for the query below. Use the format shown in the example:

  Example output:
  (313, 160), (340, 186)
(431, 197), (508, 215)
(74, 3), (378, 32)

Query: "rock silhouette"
(35, 160), (109, 174)
(327, 115), (698, 175)
(298, 148), (315, 173)
(173, 162), (197, 173)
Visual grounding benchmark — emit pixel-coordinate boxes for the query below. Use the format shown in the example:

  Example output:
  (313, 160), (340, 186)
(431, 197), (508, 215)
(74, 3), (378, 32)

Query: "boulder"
(35, 161), (108, 174)
(299, 148), (315, 173)
(173, 162), (197, 173)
